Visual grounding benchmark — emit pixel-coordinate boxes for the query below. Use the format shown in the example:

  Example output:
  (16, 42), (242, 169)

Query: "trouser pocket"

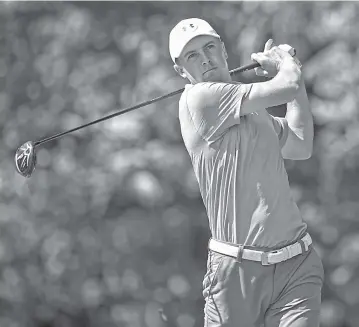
(202, 250), (228, 326)
(203, 250), (225, 299)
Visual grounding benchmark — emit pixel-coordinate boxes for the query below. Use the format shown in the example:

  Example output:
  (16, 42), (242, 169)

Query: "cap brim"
(171, 32), (220, 62)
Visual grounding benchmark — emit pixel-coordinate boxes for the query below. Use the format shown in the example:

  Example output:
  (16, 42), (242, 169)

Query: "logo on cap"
(181, 22), (198, 32)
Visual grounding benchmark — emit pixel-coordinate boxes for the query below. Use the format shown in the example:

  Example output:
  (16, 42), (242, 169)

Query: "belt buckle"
(261, 252), (270, 265)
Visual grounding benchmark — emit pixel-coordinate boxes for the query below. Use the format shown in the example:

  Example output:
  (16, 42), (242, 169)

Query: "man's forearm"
(284, 79), (314, 158)
(241, 58), (301, 115)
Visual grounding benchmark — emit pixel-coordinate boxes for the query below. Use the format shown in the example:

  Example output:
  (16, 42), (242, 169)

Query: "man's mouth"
(203, 67), (217, 75)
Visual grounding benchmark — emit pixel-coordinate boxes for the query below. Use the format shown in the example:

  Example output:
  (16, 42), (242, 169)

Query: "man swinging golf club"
(169, 18), (323, 327)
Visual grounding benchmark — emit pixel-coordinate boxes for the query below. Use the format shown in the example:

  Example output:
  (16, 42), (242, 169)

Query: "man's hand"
(251, 39), (301, 78)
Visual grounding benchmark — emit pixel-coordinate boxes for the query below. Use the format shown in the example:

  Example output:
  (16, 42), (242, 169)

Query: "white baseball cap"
(169, 18), (221, 63)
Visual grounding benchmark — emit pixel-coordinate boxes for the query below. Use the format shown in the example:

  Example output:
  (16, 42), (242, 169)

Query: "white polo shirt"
(178, 81), (307, 250)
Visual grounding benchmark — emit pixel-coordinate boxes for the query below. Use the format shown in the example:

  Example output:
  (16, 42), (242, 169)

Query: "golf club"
(14, 45), (297, 178)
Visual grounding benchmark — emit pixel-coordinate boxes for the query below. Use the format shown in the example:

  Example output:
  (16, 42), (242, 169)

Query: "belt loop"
(261, 252), (269, 265)
(207, 238), (212, 252)
(298, 239), (307, 252)
(236, 245), (244, 263)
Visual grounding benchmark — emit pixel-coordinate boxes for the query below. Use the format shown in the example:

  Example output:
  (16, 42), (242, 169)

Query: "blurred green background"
(2, 1), (359, 327)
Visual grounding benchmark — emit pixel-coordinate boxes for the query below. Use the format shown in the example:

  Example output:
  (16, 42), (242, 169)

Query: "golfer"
(169, 18), (324, 327)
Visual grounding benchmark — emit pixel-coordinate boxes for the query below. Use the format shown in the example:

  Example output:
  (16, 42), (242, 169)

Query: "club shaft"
(34, 61), (260, 147)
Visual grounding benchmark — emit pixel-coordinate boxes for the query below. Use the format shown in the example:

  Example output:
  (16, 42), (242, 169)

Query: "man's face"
(175, 35), (230, 84)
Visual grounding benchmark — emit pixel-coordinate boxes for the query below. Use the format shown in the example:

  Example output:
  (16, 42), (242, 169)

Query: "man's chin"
(203, 68), (227, 82)
(203, 75), (224, 82)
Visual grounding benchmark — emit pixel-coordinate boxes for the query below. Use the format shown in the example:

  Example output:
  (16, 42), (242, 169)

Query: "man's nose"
(200, 52), (211, 65)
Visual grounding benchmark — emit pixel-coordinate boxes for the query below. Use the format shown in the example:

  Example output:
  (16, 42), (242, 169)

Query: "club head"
(15, 141), (37, 178)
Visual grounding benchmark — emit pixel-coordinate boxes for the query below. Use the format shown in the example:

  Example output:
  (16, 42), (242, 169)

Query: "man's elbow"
(298, 135), (314, 160)
(283, 142), (313, 160)
(299, 147), (313, 160)
(295, 148), (313, 160)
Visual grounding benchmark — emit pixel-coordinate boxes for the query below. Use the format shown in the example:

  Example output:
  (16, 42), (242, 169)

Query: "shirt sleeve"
(185, 82), (252, 144)
(268, 114), (289, 148)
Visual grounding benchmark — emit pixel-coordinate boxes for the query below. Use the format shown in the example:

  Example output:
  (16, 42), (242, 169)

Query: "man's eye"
(207, 44), (215, 49)
(187, 53), (197, 60)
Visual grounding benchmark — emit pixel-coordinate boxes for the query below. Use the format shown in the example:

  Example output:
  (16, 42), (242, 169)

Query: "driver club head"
(15, 141), (37, 178)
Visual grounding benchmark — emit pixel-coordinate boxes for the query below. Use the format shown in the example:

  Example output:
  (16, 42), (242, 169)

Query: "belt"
(208, 233), (312, 265)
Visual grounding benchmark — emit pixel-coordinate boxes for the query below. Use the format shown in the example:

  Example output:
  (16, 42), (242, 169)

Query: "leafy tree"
(1, 2), (359, 326)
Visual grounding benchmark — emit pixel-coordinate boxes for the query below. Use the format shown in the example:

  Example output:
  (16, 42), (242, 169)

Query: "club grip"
(230, 62), (260, 75)
(230, 45), (297, 76)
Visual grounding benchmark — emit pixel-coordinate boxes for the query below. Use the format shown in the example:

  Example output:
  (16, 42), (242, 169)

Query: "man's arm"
(240, 47), (302, 116)
(185, 82), (252, 144)
(281, 79), (314, 160)
(249, 40), (313, 160)
(184, 45), (301, 145)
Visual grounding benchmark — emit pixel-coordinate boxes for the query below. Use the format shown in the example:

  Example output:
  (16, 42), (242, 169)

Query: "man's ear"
(222, 43), (228, 60)
(173, 64), (187, 78)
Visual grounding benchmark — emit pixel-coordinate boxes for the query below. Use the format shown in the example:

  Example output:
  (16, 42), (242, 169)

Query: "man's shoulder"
(181, 82), (223, 109)
(183, 82), (214, 95)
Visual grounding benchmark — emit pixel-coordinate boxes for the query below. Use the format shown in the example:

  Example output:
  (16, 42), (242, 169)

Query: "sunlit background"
(2, 1), (359, 327)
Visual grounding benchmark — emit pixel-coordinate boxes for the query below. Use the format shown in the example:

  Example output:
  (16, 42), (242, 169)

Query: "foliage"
(1, 1), (359, 327)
